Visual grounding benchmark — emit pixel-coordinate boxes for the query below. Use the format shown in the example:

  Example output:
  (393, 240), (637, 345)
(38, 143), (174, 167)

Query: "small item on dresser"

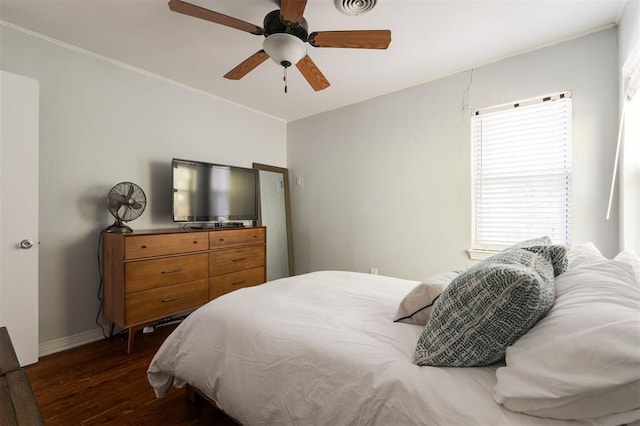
(104, 182), (147, 233)
(220, 222), (245, 228)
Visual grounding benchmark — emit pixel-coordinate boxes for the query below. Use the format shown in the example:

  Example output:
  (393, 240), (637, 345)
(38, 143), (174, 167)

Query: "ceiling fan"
(168, 0), (391, 92)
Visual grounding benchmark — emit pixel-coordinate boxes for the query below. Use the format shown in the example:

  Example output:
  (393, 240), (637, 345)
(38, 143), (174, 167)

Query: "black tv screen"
(172, 158), (259, 222)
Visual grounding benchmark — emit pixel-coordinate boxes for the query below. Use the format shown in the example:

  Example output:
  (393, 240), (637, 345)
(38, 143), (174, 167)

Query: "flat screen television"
(172, 158), (259, 223)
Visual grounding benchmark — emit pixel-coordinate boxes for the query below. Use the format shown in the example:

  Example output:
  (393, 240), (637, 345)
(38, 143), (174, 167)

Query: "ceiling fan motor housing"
(263, 9), (308, 41)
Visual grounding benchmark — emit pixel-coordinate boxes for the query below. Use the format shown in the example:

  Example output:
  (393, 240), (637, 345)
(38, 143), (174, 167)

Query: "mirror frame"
(252, 163), (294, 277)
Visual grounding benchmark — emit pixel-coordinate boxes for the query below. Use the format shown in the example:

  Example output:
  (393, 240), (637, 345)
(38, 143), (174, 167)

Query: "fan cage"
(106, 182), (147, 232)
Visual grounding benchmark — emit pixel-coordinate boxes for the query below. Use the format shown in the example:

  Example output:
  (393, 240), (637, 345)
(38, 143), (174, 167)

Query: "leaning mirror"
(253, 163), (294, 280)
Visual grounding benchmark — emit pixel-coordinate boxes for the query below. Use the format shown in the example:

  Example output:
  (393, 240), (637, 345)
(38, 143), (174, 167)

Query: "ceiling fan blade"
(309, 30), (391, 49)
(296, 55), (330, 91)
(168, 0), (264, 36)
(224, 50), (270, 80)
(280, 0), (307, 25)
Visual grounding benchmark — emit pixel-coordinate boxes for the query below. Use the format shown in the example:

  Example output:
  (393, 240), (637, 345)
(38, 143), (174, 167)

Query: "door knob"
(19, 239), (34, 249)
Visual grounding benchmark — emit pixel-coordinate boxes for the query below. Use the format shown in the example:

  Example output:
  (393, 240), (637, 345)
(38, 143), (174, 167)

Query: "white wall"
(288, 28), (619, 280)
(618, 0), (640, 252)
(0, 24), (287, 345)
(619, 0), (639, 63)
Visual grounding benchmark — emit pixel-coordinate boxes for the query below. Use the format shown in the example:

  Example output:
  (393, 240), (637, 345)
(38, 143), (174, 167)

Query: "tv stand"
(102, 227), (266, 354)
(187, 223), (218, 229)
(219, 222), (245, 228)
(187, 222), (246, 229)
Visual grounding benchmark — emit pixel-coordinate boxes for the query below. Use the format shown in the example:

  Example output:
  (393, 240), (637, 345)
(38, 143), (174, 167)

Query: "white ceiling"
(0, 0), (627, 122)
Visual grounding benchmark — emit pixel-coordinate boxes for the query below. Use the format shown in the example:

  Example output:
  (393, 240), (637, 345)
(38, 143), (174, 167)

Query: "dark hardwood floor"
(25, 325), (237, 425)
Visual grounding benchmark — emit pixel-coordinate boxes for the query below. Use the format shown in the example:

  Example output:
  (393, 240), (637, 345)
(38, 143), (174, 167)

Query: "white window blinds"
(471, 93), (572, 251)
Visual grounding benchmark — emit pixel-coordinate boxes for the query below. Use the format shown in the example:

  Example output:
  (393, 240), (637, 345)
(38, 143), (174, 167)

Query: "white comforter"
(147, 271), (603, 426)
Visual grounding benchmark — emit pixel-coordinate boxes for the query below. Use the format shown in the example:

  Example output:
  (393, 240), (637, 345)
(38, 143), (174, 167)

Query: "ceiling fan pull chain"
(284, 67), (288, 93)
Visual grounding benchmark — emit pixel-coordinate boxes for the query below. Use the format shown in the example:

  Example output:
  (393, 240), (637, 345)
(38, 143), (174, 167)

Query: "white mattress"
(147, 271), (608, 425)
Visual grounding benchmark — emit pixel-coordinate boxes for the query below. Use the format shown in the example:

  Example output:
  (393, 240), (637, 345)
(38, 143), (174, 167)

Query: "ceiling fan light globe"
(263, 33), (307, 67)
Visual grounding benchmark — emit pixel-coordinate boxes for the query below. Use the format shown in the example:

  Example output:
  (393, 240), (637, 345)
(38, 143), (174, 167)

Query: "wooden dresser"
(102, 227), (266, 353)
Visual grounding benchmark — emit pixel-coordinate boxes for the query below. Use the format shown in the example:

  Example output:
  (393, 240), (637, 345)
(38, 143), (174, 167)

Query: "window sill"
(467, 248), (500, 260)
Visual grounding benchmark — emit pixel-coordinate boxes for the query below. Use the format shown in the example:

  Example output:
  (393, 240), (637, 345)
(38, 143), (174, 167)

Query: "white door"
(0, 70), (39, 366)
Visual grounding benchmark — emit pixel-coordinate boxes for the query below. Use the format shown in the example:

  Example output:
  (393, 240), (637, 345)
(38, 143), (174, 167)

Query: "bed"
(148, 242), (640, 426)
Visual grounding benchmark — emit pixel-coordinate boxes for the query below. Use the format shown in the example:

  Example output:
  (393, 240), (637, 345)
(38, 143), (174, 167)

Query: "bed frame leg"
(183, 385), (240, 424)
(185, 384), (196, 404)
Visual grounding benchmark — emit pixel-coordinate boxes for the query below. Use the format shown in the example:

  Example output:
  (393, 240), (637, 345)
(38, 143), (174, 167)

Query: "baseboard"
(39, 328), (106, 357)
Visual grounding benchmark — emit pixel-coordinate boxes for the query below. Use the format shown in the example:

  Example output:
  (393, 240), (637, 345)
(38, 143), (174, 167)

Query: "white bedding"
(147, 271), (619, 426)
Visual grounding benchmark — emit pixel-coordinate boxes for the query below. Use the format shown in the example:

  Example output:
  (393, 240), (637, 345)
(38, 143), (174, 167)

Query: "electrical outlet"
(369, 267), (378, 275)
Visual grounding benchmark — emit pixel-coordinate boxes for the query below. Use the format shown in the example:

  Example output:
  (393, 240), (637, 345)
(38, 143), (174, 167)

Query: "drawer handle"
(193, 241), (198, 244)
(232, 280), (247, 286)
(232, 257), (247, 263)
(141, 245), (147, 249)
(161, 268), (183, 274)
(161, 296), (182, 303)
(218, 238), (225, 242)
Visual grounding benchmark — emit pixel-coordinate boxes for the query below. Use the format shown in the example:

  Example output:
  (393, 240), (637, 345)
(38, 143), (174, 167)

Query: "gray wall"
(0, 25), (287, 345)
(288, 28), (619, 281)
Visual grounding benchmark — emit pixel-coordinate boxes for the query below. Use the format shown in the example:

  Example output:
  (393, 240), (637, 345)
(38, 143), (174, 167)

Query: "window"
(614, 41), (640, 251)
(470, 93), (572, 258)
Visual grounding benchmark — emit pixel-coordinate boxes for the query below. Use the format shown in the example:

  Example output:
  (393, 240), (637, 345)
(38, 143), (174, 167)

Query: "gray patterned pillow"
(508, 236), (552, 249)
(414, 244), (567, 367)
(508, 236), (568, 277)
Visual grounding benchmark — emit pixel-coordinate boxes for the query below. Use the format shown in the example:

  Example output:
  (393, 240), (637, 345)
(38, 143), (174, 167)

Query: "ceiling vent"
(334, 0), (377, 16)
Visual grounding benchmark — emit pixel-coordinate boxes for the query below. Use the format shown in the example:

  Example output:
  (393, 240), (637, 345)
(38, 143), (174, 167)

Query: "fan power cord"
(96, 229), (108, 339)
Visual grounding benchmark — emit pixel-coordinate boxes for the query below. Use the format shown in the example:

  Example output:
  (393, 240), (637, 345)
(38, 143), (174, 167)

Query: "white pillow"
(493, 259), (640, 421)
(393, 271), (459, 325)
(566, 241), (606, 268)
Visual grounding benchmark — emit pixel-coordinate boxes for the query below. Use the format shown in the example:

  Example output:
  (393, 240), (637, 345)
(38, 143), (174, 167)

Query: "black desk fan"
(105, 182), (146, 233)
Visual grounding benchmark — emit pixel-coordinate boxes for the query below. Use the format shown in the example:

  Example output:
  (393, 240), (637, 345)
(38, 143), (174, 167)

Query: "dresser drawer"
(210, 245), (265, 276)
(208, 267), (265, 300)
(125, 253), (208, 293)
(125, 279), (208, 325)
(209, 227), (266, 249)
(125, 232), (208, 259)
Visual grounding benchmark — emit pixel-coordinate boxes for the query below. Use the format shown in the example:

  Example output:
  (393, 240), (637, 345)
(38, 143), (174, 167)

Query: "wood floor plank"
(25, 326), (237, 425)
